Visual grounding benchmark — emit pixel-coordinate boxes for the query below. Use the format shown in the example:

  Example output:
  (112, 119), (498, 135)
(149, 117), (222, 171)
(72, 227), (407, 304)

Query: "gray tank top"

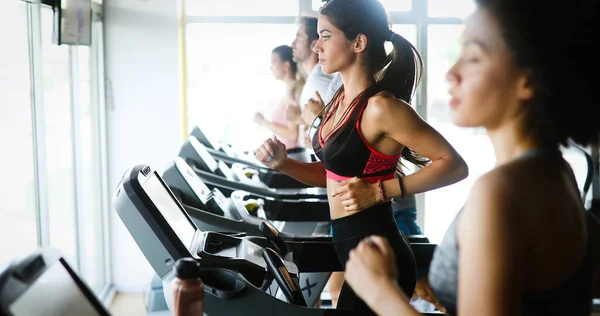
(428, 149), (594, 315)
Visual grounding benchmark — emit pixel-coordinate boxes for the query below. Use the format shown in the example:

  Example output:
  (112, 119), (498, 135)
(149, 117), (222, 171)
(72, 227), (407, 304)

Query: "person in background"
(285, 16), (334, 147)
(255, 0), (468, 313)
(253, 45), (305, 149)
(306, 67), (441, 312)
(345, 0), (599, 314)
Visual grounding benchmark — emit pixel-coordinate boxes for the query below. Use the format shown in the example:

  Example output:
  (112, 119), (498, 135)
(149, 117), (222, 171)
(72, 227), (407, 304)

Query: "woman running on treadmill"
(344, 0), (599, 315)
(255, 0), (468, 313)
(253, 45), (305, 149)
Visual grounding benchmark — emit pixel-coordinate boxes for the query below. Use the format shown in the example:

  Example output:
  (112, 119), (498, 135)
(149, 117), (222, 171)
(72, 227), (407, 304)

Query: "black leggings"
(332, 202), (417, 315)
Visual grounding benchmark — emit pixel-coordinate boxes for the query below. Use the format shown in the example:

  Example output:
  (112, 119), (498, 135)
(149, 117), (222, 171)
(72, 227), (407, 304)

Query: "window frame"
(20, 0), (112, 304)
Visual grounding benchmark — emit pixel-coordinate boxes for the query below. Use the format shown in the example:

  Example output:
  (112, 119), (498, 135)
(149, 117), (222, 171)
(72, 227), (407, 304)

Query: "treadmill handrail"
(191, 166), (327, 202)
(207, 148), (267, 170)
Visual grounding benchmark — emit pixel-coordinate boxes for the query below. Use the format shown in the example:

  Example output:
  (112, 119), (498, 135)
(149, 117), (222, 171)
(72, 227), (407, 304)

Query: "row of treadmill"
(109, 125), (440, 315)
(1, 125), (597, 315)
(0, 126), (437, 316)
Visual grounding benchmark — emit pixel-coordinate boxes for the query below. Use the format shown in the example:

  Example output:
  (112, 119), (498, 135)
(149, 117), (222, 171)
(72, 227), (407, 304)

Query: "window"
(313, 0), (412, 12)
(186, 23), (298, 151)
(0, 1), (38, 266)
(428, 0), (476, 18)
(312, 0), (324, 11)
(41, 8), (79, 267)
(0, 0), (108, 296)
(391, 24), (417, 46)
(75, 43), (106, 292)
(381, 0), (412, 12)
(186, 0), (298, 16)
(424, 25), (495, 244)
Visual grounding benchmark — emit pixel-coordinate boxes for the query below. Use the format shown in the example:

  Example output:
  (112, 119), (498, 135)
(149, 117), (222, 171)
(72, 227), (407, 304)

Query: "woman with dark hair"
(344, 0), (599, 315)
(254, 0), (468, 313)
(253, 45), (305, 149)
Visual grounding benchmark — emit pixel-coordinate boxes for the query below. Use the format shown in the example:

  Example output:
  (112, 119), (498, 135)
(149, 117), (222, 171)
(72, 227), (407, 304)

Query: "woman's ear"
(517, 69), (534, 102)
(353, 34), (368, 53)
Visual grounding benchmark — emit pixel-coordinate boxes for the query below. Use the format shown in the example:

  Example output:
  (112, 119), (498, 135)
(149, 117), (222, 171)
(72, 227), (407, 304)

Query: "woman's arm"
(345, 172), (525, 316)
(369, 96), (469, 199)
(255, 137), (327, 188)
(278, 158), (327, 188)
(457, 172), (524, 316)
(369, 282), (421, 316)
(344, 236), (420, 316)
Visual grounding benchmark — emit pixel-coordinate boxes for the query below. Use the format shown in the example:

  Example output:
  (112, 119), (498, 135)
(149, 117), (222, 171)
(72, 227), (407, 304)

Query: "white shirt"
(323, 72), (343, 104)
(299, 64), (334, 109)
(309, 72), (342, 132)
(298, 64), (334, 147)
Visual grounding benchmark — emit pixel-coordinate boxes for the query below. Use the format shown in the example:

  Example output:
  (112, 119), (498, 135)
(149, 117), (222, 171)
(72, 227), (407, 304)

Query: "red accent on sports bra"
(325, 169), (397, 183)
(313, 84), (402, 182)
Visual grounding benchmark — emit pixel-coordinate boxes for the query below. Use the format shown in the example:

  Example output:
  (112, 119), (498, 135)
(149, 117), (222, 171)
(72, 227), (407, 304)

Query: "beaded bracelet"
(376, 180), (389, 202)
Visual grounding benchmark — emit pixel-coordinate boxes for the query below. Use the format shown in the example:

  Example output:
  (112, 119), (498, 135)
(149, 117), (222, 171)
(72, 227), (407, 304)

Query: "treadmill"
(162, 157), (432, 309)
(164, 156), (329, 235)
(0, 248), (111, 316)
(190, 126), (316, 189)
(113, 164), (440, 315)
(161, 157), (331, 311)
(177, 135), (330, 223)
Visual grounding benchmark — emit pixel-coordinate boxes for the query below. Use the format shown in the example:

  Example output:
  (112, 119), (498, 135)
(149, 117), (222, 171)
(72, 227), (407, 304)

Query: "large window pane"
(381, 0), (412, 12)
(186, 0), (298, 16)
(391, 24), (416, 46)
(186, 23), (297, 151)
(41, 8), (78, 267)
(0, 1), (38, 266)
(428, 0), (476, 18)
(313, 0), (412, 12)
(424, 25), (495, 244)
(312, 0), (325, 11)
(77, 44), (106, 292)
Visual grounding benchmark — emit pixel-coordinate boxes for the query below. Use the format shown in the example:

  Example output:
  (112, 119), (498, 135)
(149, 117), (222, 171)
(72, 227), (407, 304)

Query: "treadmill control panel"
(198, 232), (298, 275)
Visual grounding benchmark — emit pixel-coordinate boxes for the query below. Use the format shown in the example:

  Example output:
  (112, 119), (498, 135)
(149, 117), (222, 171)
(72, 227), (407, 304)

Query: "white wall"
(104, 0), (181, 292)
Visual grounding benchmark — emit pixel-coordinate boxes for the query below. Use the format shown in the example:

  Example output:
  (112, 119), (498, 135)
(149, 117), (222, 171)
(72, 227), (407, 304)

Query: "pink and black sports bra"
(312, 85), (400, 183)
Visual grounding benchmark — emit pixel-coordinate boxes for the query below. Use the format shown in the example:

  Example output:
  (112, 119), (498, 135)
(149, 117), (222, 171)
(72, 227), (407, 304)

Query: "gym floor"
(109, 293), (146, 316)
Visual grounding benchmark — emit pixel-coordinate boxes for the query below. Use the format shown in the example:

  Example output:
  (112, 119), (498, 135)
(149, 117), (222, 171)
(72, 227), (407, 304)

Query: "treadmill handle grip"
(262, 248), (306, 307)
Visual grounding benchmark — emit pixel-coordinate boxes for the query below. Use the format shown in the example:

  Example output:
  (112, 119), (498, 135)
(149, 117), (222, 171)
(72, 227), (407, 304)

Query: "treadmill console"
(219, 143), (238, 158)
(188, 136), (221, 174)
(198, 232), (299, 278)
(190, 125), (221, 150)
(217, 160), (239, 182)
(174, 157), (242, 219)
(0, 249), (110, 316)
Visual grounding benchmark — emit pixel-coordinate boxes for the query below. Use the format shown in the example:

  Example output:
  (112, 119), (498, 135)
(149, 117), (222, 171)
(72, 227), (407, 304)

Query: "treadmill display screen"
(175, 158), (211, 202)
(189, 136), (219, 173)
(9, 261), (103, 316)
(144, 172), (197, 249)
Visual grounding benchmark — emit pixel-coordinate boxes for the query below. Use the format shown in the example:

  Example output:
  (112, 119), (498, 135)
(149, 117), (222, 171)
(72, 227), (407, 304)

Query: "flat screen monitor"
(175, 157), (212, 203)
(189, 136), (219, 173)
(143, 172), (198, 249)
(9, 261), (104, 316)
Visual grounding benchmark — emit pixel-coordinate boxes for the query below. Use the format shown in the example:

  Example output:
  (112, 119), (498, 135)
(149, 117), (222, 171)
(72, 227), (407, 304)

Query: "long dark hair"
(272, 45), (298, 77)
(475, 0), (599, 148)
(316, 0), (429, 174)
